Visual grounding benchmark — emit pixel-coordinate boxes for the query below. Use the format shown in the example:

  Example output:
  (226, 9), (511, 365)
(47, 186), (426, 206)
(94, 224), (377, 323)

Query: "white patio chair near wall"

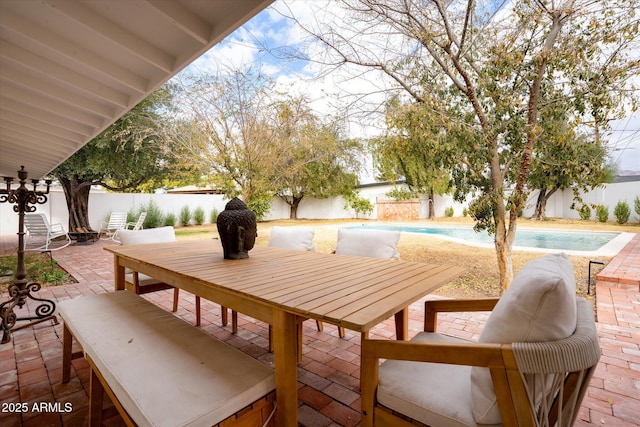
(125, 211), (146, 231)
(99, 211), (127, 241)
(23, 213), (71, 252)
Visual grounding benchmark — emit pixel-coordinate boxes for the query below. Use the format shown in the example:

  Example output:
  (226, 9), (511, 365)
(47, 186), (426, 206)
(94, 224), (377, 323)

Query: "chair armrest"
(363, 337), (505, 367)
(360, 337), (510, 426)
(50, 223), (66, 233)
(425, 298), (499, 332)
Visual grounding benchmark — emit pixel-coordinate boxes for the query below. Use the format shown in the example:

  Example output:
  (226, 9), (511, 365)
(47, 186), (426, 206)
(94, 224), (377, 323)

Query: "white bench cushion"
(335, 228), (401, 259)
(58, 291), (275, 427)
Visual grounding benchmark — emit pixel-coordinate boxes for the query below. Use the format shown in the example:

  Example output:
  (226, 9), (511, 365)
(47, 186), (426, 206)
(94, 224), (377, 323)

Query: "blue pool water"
(344, 224), (621, 252)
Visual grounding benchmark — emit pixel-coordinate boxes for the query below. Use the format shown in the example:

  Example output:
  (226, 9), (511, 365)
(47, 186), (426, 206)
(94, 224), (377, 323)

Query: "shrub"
(462, 207), (468, 217)
(179, 205), (192, 226)
(164, 213), (176, 227)
(386, 188), (415, 200)
(595, 205), (609, 223)
(193, 206), (205, 225)
(126, 208), (137, 224)
(210, 208), (219, 224)
(635, 195), (640, 220)
(141, 199), (164, 228)
(444, 206), (454, 217)
(578, 204), (591, 220)
(344, 192), (374, 218)
(613, 201), (630, 224)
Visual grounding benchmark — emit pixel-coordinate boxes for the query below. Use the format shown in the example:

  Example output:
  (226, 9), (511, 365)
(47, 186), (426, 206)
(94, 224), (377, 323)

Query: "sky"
(180, 0), (640, 175)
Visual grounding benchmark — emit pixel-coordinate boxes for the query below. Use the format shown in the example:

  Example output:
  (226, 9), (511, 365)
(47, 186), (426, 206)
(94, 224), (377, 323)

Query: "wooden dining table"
(105, 239), (466, 426)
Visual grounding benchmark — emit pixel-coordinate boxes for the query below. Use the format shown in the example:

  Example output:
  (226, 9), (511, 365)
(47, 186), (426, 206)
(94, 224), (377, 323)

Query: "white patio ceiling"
(0, 0), (274, 179)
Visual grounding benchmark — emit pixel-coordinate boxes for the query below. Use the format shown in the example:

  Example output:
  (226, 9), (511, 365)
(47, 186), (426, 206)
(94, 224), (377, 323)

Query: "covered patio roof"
(0, 0), (274, 179)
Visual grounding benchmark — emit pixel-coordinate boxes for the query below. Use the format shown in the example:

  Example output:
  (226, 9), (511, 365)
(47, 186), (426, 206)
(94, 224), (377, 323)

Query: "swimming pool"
(343, 224), (632, 256)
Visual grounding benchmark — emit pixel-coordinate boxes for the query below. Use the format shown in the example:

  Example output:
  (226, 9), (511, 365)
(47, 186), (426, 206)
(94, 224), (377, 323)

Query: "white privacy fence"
(1, 180), (638, 236)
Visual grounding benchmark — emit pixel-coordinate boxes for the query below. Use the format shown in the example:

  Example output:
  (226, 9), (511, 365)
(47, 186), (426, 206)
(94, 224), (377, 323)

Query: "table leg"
(394, 308), (409, 340)
(272, 309), (298, 426)
(113, 257), (125, 291)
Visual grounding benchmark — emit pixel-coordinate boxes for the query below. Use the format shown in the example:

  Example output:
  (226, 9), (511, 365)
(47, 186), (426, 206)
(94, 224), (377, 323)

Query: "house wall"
(1, 181), (638, 236)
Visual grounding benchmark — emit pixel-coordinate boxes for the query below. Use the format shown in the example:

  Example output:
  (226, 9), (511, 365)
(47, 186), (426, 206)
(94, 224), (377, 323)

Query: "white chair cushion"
(119, 227), (176, 285)
(335, 228), (401, 259)
(118, 226), (176, 245)
(471, 252), (577, 424)
(378, 333), (485, 427)
(58, 291), (275, 427)
(268, 226), (315, 251)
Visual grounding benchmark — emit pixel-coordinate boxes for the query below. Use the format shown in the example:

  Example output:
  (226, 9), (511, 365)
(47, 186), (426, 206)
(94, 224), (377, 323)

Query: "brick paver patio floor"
(0, 233), (638, 426)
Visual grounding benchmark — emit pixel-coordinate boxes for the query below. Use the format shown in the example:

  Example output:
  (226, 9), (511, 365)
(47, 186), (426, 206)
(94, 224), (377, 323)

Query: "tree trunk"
(533, 188), (558, 220)
(533, 189), (547, 220)
(428, 188), (435, 219)
(57, 175), (94, 232)
(494, 208), (515, 294)
(290, 196), (303, 219)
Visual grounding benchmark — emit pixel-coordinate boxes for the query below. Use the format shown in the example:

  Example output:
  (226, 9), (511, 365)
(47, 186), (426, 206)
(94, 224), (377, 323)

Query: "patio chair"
(23, 213), (71, 252)
(118, 226), (201, 326)
(317, 228), (401, 337)
(230, 226), (316, 352)
(125, 211), (146, 231)
(99, 211), (127, 241)
(360, 253), (601, 427)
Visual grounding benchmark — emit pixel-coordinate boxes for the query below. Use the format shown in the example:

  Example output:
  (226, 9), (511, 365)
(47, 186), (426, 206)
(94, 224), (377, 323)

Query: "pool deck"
(0, 233), (638, 426)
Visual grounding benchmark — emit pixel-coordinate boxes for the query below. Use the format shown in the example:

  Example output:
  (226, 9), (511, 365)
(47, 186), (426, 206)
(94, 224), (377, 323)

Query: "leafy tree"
(529, 134), (614, 220)
(372, 98), (453, 219)
(281, 0), (640, 291)
(270, 100), (361, 219)
(173, 67), (281, 215)
(52, 85), (193, 232)
(344, 192), (374, 218)
(174, 67), (362, 219)
(528, 80), (616, 220)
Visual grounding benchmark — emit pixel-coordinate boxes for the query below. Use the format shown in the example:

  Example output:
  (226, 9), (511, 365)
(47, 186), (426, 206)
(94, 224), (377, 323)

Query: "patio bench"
(58, 290), (275, 427)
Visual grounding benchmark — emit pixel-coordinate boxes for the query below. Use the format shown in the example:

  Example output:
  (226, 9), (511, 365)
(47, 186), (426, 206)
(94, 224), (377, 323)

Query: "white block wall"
(1, 181), (638, 236)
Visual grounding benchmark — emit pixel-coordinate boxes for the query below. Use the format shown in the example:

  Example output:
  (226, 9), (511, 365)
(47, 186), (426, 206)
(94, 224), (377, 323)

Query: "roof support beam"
(44, 0), (175, 73)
